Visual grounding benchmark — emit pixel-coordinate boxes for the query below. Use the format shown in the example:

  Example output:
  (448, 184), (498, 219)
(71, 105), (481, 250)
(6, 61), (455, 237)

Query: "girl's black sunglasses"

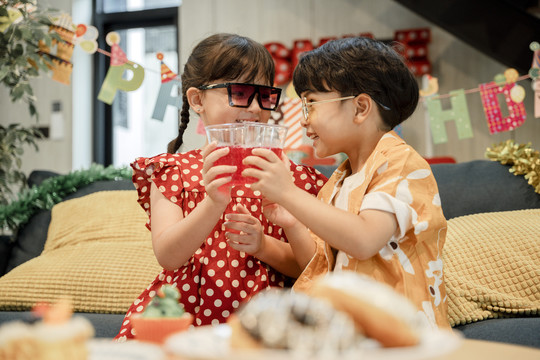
(197, 83), (282, 111)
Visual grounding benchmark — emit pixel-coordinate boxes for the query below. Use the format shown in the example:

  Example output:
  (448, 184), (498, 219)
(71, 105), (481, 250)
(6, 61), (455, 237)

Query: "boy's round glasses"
(301, 95), (391, 121)
(198, 83), (282, 111)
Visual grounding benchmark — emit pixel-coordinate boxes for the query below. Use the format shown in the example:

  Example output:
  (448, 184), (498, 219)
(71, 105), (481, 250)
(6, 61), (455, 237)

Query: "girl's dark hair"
(292, 37), (419, 130)
(167, 33), (276, 153)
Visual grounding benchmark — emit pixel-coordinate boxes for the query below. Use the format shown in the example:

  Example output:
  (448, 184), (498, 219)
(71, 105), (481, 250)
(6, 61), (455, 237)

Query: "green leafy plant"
(0, 1), (62, 212)
(0, 164), (132, 233)
(0, 124), (42, 206)
(0, 0), (59, 118)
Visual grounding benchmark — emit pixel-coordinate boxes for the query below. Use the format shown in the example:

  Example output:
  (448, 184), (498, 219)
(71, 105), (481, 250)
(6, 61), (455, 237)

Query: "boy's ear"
(352, 94), (371, 124)
(186, 87), (203, 111)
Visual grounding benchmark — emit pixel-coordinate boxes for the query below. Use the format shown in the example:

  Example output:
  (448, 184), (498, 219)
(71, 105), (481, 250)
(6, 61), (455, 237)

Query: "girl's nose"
(247, 94), (262, 112)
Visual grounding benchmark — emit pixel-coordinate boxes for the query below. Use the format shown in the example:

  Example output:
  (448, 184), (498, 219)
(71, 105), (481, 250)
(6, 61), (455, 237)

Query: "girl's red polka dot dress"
(115, 150), (327, 341)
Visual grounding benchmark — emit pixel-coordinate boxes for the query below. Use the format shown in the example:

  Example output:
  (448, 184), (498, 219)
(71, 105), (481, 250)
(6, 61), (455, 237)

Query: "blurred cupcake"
(132, 285), (193, 344)
(0, 299), (94, 360)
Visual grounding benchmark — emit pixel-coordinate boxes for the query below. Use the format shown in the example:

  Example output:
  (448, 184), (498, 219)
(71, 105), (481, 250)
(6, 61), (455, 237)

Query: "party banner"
(26, 16), (537, 149)
(151, 53), (182, 121)
(97, 32), (145, 105)
(479, 81), (526, 134)
(425, 89), (473, 144)
(530, 41), (540, 118)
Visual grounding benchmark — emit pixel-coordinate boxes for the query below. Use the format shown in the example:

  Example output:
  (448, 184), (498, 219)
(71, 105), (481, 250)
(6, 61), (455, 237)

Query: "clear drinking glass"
(205, 123), (288, 186)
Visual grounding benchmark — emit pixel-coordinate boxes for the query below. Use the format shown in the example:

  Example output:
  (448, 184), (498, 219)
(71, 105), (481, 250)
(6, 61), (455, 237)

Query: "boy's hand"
(201, 142), (235, 206)
(242, 148), (295, 203)
(224, 204), (265, 256)
(262, 199), (298, 230)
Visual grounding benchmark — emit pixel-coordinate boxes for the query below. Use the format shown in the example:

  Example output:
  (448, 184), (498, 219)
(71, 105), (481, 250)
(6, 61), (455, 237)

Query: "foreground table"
(434, 339), (540, 360)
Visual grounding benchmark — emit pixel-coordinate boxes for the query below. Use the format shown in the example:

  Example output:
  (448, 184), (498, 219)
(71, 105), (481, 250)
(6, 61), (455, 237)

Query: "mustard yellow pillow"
(443, 209), (540, 326)
(0, 191), (161, 313)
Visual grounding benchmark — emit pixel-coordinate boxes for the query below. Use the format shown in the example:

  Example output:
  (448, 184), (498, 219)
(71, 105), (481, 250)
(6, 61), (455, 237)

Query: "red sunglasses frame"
(197, 83), (282, 111)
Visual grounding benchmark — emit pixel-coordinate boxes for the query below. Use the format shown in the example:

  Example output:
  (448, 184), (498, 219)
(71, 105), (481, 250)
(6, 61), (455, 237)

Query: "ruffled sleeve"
(290, 162), (328, 195)
(131, 151), (202, 230)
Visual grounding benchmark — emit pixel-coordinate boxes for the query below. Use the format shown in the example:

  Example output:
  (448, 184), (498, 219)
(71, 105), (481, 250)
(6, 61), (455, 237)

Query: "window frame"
(92, 3), (179, 165)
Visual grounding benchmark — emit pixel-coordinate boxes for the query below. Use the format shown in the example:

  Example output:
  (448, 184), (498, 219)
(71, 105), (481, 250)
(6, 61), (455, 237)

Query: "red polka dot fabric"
(115, 150), (327, 341)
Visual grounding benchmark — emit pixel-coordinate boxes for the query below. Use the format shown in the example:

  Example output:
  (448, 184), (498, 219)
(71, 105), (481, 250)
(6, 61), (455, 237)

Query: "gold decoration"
(486, 140), (540, 194)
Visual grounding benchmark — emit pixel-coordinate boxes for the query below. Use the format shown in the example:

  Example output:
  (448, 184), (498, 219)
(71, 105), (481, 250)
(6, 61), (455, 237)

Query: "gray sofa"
(0, 160), (539, 347)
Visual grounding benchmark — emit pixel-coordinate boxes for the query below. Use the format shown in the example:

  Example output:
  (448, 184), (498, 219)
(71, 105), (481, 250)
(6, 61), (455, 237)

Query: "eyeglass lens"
(229, 84), (280, 110)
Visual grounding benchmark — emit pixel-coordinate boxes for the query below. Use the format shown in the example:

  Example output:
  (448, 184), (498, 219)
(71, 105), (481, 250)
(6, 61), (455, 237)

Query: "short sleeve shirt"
(293, 132), (450, 329)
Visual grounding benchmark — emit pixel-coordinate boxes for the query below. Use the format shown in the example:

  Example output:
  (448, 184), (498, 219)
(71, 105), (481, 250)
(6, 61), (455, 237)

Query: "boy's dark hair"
(168, 33), (276, 153)
(293, 37), (419, 130)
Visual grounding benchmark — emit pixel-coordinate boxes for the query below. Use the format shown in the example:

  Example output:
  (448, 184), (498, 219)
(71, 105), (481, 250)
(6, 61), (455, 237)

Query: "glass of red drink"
(205, 123), (288, 186)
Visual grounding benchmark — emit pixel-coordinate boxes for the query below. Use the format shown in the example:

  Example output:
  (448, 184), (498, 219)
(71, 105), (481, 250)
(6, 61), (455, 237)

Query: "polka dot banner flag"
(479, 81), (526, 134)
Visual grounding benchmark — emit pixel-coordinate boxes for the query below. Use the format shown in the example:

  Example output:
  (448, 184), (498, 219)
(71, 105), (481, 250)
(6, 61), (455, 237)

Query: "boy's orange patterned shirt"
(294, 131), (450, 329)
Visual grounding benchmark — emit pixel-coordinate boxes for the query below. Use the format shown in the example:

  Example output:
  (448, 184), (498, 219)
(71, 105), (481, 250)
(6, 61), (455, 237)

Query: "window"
(94, 0), (180, 166)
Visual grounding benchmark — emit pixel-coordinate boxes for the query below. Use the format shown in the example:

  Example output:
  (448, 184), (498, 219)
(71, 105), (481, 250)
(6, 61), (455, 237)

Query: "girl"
(115, 33), (326, 341)
(244, 37), (450, 328)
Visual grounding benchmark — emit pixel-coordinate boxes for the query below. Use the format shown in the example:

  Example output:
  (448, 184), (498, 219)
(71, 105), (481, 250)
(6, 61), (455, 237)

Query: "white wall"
(180, 0), (538, 162)
(1, 0), (537, 178)
(0, 0), (75, 177)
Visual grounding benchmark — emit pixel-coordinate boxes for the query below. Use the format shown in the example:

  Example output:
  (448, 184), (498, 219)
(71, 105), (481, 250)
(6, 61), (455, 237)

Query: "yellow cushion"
(0, 191), (161, 313)
(444, 209), (540, 326)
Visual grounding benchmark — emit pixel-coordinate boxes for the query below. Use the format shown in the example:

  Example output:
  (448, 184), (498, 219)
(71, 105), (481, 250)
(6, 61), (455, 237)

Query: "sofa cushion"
(431, 160), (540, 219)
(454, 317), (540, 349)
(444, 209), (540, 327)
(0, 190), (161, 314)
(0, 311), (126, 339)
(5, 179), (136, 274)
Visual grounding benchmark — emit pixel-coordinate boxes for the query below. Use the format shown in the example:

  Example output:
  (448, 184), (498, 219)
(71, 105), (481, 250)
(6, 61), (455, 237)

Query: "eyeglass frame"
(197, 82), (282, 111)
(301, 94), (391, 121)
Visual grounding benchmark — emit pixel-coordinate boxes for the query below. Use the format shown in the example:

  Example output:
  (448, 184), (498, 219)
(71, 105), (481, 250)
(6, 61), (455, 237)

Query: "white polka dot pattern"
(115, 151), (328, 341)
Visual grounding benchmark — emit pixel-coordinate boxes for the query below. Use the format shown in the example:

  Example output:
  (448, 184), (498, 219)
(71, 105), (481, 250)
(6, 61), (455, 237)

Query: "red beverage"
(214, 146), (283, 186)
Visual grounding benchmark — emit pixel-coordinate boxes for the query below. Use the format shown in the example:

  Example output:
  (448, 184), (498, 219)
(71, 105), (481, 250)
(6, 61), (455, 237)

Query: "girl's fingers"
(223, 220), (253, 233)
(209, 176), (233, 189)
(235, 203), (250, 214)
(203, 146), (230, 172)
(205, 165), (237, 182)
(200, 141), (218, 158)
(226, 204), (252, 222)
(226, 240), (251, 253)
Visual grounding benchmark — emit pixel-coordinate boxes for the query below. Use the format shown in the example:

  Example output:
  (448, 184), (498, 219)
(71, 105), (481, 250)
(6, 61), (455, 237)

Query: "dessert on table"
(164, 271), (462, 359)
(0, 299), (94, 360)
(131, 284), (193, 344)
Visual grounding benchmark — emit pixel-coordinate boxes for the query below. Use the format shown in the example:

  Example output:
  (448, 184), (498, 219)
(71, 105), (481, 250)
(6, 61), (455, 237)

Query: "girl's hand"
(262, 199), (299, 230)
(243, 149), (295, 203)
(201, 142), (235, 207)
(224, 204), (265, 256)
